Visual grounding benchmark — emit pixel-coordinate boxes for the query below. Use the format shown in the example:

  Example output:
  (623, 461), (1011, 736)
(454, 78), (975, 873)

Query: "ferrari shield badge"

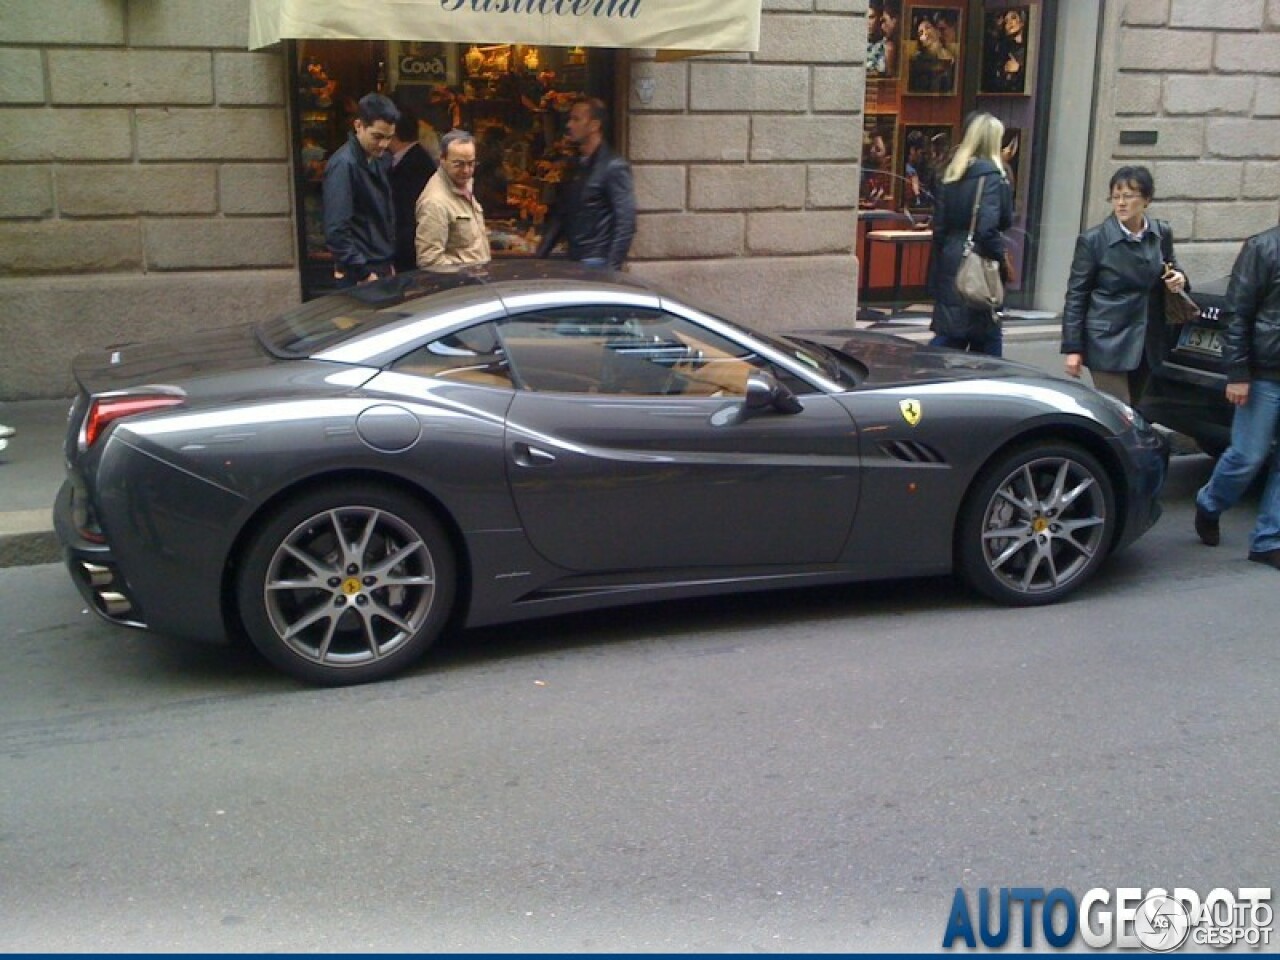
(899, 398), (922, 427)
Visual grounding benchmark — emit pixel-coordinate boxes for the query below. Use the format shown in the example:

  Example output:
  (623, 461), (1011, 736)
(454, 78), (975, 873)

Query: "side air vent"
(879, 440), (947, 464)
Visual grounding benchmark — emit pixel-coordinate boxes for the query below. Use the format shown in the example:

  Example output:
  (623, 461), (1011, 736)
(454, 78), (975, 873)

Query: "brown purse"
(1162, 262), (1200, 325)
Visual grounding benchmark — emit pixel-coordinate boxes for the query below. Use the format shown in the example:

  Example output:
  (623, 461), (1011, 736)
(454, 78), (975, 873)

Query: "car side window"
(389, 321), (513, 388)
(497, 307), (775, 397)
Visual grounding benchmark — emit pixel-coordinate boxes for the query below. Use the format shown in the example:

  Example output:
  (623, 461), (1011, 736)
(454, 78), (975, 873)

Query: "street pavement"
(0, 313), (1105, 570)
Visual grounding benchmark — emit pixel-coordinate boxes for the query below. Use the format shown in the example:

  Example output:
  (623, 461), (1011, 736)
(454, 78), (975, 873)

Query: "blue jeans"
(580, 257), (609, 268)
(1196, 378), (1280, 553)
(929, 327), (1003, 357)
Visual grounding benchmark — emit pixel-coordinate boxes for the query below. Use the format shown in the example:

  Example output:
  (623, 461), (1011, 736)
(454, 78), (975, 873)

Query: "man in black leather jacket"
(537, 98), (636, 269)
(322, 93), (398, 287)
(1194, 223), (1280, 569)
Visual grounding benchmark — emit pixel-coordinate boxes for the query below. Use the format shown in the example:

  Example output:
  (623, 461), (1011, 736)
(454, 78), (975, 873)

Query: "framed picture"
(866, 0), (903, 82)
(903, 6), (962, 96)
(860, 113), (898, 209)
(900, 123), (951, 212)
(979, 6), (1035, 96)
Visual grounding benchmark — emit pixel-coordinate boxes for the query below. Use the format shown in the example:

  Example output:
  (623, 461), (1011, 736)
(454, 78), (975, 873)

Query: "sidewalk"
(0, 397), (70, 567)
(0, 315), (1061, 570)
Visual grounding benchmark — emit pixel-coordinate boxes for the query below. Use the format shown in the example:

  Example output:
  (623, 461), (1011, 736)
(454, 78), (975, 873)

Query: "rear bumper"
(54, 479), (148, 629)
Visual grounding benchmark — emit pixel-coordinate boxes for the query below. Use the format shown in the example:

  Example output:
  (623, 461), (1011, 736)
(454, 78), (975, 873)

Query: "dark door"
(499, 306), (860, 572)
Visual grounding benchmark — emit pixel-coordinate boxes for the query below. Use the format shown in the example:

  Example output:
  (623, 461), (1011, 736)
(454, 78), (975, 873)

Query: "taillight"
(83, 394), (185, 448)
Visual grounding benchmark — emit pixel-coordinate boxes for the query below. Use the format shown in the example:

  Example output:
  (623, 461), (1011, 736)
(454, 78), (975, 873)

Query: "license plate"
(1178, 324), (1224, 357)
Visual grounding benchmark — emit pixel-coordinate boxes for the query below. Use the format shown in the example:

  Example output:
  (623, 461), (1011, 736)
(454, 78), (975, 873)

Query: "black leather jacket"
(322, 133), (396, 277)
(538, 142), (637, 268)
(1224, 225), (1280, 383)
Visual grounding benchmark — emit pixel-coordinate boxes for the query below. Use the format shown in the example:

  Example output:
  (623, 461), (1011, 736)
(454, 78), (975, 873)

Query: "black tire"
(957, 442), (1115, 606)
(236, 484), (456, 685)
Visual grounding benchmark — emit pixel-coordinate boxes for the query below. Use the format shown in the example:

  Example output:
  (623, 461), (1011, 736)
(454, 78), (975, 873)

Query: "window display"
(292, 39), (615, 299)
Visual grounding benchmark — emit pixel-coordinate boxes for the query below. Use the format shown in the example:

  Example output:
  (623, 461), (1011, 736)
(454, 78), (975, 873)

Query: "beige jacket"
(414, 170), (491, 267)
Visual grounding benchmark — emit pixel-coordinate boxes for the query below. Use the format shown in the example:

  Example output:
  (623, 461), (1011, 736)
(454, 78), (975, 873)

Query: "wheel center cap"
(1033, 517), (1049, 534)
(341, 577), (362, 596)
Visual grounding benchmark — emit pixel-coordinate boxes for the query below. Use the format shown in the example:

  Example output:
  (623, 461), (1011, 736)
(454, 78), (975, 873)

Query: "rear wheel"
(237, 484), (455, 685)
(958, 443), (1115, 606)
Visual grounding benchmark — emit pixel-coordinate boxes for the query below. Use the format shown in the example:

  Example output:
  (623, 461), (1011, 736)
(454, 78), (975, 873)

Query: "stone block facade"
(0, 0), (297, 399)
(1093, 0), (1280, 286)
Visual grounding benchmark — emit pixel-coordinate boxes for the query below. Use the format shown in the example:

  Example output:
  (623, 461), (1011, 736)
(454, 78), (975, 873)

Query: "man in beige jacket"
(415, 129), (491, 267)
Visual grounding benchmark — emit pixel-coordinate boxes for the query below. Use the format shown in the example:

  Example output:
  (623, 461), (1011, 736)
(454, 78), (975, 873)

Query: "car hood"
(824, 330), (1051, 388)
(71, 324), (281, 395)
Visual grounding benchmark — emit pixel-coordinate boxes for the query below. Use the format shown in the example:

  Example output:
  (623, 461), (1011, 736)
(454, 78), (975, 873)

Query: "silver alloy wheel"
(977, 454), (1108, 596)
(262, 505), (437, 666)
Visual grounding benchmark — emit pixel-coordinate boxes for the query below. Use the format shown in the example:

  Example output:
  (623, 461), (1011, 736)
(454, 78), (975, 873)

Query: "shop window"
(291, 39), (617, 300)
(861, 1), (1050, 308)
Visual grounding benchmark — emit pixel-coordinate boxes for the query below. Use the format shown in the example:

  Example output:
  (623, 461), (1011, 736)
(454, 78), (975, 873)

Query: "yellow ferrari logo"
(899, 398), (922, 426)
(342, 577), (362, 596)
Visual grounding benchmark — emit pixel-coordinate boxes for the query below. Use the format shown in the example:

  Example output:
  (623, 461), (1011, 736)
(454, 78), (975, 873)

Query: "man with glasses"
(415, 128), (491, 267)
(322, 92), (399, 288)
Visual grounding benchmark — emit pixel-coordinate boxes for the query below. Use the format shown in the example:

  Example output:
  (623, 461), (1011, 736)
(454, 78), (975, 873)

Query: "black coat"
(537, 142), (637, 268)
(322, 133), (396, 277)
(1061, 216), (1179, 373)
(1224, 224), (1280, 383)
(927, 159), (1013, 339)
(389, 142), (437, 273)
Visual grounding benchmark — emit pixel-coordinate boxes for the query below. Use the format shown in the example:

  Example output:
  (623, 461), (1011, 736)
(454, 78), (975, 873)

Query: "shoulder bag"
(1157, 221), (1200, 325)
(954, 175), (1004, 311)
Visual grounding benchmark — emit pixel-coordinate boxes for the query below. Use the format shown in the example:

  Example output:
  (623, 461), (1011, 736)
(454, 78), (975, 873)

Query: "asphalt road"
(1, 454), (1276, 952)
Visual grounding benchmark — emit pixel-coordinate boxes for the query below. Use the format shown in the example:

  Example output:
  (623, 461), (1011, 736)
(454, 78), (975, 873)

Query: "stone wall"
(625, 0), (865, 332)
(1090, 0), (1280, 284)
(0, 0), (299, 399)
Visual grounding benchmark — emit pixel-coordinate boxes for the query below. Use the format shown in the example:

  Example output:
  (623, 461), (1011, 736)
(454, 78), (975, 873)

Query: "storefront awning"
(249, 0), (761, 53)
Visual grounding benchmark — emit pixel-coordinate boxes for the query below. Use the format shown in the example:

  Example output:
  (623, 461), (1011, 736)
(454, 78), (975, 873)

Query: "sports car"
(55, 261), (1167, 685)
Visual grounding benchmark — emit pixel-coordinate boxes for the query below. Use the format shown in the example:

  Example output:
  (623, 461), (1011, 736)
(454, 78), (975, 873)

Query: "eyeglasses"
(447, 159), (477, 169)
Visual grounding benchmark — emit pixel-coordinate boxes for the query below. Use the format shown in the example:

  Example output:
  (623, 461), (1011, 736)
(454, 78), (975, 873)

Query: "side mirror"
(713, 371), (804, 425)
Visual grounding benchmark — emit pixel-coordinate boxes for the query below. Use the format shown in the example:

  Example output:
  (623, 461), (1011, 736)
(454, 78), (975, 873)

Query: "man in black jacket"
(322, 93), (399, 287)
(1194, 224), (1280, 569)
(388, 112), (437, 273)
(537, 98), (636, 269)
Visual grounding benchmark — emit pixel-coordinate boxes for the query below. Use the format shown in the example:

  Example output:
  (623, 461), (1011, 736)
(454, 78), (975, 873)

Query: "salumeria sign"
(249, 0), (760, 52)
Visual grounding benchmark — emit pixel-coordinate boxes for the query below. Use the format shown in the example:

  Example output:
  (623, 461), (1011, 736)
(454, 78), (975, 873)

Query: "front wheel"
(236, 484), (456, 685)
(957, 443), (1115, 606)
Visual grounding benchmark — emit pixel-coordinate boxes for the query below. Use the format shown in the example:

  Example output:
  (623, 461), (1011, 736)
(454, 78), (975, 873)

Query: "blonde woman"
(926, 111), (1013, 355)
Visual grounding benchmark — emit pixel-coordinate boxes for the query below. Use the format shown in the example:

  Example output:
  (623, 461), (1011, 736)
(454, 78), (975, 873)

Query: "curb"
(0, 531), (60, 569)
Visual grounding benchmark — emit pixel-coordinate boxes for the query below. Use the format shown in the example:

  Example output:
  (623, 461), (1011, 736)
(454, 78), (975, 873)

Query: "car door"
(498, 305), (860, 572)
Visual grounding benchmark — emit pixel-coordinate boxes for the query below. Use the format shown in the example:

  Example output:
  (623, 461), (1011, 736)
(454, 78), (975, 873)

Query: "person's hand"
(1225, 381), (1250, 406)
(1162, 266), (1186, 292)
(1064, 353), (1083, 378)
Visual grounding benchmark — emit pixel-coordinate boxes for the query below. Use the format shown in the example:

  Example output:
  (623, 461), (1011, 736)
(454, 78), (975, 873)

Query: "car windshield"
(775, 336), (867, 388)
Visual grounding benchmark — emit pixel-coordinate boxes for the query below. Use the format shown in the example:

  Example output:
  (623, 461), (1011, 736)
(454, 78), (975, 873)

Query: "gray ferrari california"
(55, 261), (1167, 685)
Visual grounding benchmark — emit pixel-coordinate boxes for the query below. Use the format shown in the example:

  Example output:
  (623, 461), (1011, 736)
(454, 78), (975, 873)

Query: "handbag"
(1162, 263), (1201, 325)
(954, 176), (1004, 311)
(1157, 224), (1199, 325)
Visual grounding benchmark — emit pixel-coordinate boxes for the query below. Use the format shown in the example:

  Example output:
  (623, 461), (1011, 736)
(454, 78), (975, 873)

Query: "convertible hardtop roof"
(343, 260), (662, 313)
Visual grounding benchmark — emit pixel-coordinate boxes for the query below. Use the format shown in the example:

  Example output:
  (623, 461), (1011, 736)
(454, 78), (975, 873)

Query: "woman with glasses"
(1061, 165), (1188, 403)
